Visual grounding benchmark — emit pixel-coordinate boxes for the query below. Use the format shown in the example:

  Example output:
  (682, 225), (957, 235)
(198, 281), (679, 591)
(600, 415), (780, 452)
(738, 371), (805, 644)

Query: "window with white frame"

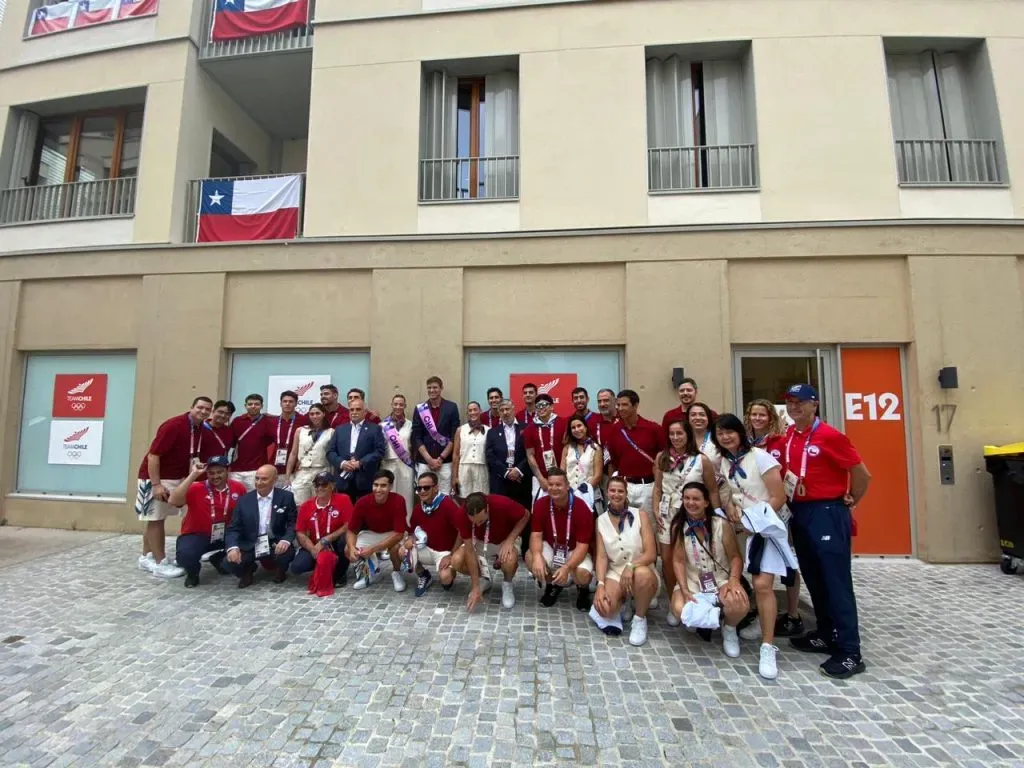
(646, 54), (757, 192)
(886, 47), (1003, 185)
(419, 65), (519, 202)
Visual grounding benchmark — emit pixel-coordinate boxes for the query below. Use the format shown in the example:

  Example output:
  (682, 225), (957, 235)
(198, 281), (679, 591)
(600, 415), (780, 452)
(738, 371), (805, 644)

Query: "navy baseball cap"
(313, 471), (334, 486)
(535, 394), (554, 405)
(785, 384), (819, 402)
(206, 455), (230, 467)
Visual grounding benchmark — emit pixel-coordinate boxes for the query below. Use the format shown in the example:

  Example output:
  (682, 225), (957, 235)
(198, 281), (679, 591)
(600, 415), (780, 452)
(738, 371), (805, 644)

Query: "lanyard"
(535, 419), (555, 452)
(620, 425), (655, 464)
(785, 418), (821, 481)
(188, 415), (202, 457)
(313, 499), (332, 541)
(549, 493), (574, 549)
(205, 481), (230, 521)
(472, 516), (491, 549)
(277, 415), (296, 448)
(696, 431), (711, 454)
(237, 415), (264, 444)
(204, 422), (227, 450)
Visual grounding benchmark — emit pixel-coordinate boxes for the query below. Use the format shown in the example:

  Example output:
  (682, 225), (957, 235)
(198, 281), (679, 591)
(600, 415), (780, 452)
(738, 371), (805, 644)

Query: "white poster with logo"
(266, 375), (331, 415)
(47, 420), (105, 466)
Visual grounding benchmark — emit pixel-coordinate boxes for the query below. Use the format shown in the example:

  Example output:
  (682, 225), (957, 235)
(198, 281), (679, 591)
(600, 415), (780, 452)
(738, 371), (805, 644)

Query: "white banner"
(266, 375), (331, 415)
(48, 420), (104, 466)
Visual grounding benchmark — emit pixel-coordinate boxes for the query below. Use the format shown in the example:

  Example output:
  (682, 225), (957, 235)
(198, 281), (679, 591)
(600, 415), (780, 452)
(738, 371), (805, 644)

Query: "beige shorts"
(417, 547), (452, 570)
(607, 561), (662, 591)
(541, 542), (593, 575)
(356, 530), (394, 550)
(135, 478), (184, 522)
(627, 481), (654, 515)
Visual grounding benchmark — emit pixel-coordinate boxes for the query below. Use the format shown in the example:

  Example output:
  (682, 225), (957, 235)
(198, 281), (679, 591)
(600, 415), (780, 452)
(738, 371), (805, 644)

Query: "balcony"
(647, 144), (758, 193)
(895, 139), (1003, 185)
(183, 173), (306, 243)
(0, 178), (137, 226)
(198, 0), (313, 60)
(419, 156), (520, 202)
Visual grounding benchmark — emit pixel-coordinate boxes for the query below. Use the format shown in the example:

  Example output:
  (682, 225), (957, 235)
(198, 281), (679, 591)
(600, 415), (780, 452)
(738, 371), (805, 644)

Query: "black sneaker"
(184, 573), (199, 589)
(540, 584), (563, 607)
(790, 632), (836, 654)
(820, 654), (866, 679)
(575, 586), (592, 612)
(775, 614), (805, 637)
(601, 625), (622, 637)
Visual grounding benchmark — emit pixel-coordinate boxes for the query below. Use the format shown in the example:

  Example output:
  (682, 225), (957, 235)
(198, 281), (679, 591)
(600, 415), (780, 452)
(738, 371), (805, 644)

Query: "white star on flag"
(208, 190), (225, 207)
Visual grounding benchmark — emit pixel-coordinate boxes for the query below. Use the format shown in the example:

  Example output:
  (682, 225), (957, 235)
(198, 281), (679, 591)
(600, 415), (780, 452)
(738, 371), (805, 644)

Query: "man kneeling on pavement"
(224, 465), (298, 588)
(345, 469), (409, 591)
(451, 491), (530, 609)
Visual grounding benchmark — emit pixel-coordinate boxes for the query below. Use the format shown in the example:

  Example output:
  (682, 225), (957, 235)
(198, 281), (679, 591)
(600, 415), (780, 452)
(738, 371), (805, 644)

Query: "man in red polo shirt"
(135, 396), (213, 579)
(230, 394), (274, 492)
(516, 382), (538, 424)
(167, 455), (246, 588)
(320, 384), (350, 429)
(273, 390), (307, 482)
(452, 492), (530, 609)
(782, 384), (871, 680)
(292, 471), (352, 587)
(660, 377), (719, 436)
(397, 471), (483, 610)
(608, 389), (666, 518)
(201, 400), (235, 463)
(527, 469), (595, 610)
(481, 387), (504, 428)
(523, 393), (567, 503)
(346, 469), (408, 591)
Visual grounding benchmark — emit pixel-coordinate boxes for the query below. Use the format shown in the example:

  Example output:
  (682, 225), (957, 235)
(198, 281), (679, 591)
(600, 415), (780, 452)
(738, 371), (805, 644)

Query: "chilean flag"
(210, 0), (309, 42)
(30, 2), (78, 35)
(119, 0), (160, 19)
(74, 0), (118, 27)
(197, 175), (302, 243)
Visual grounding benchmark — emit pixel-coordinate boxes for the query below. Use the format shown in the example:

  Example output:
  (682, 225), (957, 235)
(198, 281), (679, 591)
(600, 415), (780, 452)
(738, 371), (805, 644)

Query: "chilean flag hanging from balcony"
(210, 0), (310, 42)
(30, 1), (78, 35)
(118, 0), (160, 19)
(73, 0), (119, 27)
(197, 175), (302, 243)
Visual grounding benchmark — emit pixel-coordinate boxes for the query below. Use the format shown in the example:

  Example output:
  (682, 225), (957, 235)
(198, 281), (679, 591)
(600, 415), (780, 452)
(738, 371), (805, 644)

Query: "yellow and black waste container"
(984, 443), (1024, 575)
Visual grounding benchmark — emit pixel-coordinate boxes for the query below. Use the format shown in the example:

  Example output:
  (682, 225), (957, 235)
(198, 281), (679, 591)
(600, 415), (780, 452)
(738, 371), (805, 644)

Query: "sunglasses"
(537, 402), (552, 408)
(416, 485), (436, 492)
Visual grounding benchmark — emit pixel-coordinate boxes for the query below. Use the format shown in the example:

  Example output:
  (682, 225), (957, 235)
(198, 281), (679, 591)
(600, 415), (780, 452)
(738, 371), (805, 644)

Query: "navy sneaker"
(415, 569), (433, 597)
(790, 632), (836, 654)
(820, 654), (866, 679)
(775, 614), (805, 637)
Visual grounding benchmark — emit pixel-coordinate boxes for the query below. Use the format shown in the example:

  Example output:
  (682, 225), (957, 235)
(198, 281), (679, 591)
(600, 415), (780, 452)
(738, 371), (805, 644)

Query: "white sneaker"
(759, 643), (779, 680)
(392, 572), (406, 593)
(154, 559), (184, 579)
(621, 599), (635, 623)
(722, 625), (741, 658)
(629, 616), (649, 647)
(501, 581), (515, 609)
(353, 558), (382, 590)
(740, 621), (762, 641)
(667, 611), (681, 627)
(138, 553), (156, 572)
(353, 575), (370, 590)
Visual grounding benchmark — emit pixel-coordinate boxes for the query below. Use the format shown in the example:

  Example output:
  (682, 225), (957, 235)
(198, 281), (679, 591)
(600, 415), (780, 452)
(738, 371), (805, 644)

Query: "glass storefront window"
(229, 351), (371, 415)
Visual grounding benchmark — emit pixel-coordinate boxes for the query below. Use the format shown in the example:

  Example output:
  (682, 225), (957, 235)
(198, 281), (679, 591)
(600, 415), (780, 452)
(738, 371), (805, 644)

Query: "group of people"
(134, 376), (871, 681)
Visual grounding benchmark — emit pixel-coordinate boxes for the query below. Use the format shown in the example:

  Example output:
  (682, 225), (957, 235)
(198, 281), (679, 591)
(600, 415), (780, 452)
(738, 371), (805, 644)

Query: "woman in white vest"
(561, 415), (602, 511)
(670, 482), (749, 663)
(452, 401), (490, 497)
(652, 418), (721, 625)
(591, 477), (659, 647)
(284, 404), (335, 505)
(380, 394), (415, 519)
(712, 413), (789, 680)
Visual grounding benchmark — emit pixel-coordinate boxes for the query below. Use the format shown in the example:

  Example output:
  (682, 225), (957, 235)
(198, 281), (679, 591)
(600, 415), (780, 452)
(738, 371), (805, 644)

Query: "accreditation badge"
(274, 448), (288, 466)
(783, 470), (798, 502)
(542, 450), (556, 471)
(210, 522), (225, 544)
(255, 534), (271, 558)
(699, 570), (717, 594)
(552, 545), (569, 569)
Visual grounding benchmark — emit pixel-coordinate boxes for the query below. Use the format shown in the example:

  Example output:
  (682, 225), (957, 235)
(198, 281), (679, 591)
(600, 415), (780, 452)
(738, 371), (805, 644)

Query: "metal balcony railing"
(184, 173), (306, 242)
(895, 138), (1002, 185)
(199, 0), (313, 59)
(419, 156), (520, 202)
(648, 144), (758, 192)
(0, 177), (137, 226)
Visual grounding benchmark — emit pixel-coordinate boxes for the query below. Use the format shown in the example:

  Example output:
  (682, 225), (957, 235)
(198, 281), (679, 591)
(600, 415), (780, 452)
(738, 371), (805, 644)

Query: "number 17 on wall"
(845, 392), (902, 421)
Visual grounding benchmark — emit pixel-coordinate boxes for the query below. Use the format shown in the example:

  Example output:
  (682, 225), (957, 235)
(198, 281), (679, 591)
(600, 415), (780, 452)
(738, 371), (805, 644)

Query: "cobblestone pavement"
(1, 535), (1022, 768)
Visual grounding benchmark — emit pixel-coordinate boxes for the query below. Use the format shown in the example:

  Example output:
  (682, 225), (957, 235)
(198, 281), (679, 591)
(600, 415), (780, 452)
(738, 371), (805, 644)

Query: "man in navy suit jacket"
(326, 400), (385, 503)
(411, 376), (461, 495)
(225, 464), (298, 588)
(485, 399), (531, 507)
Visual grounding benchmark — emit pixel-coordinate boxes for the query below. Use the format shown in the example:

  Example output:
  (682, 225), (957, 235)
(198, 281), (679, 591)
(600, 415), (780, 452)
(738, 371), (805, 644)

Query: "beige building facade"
(0, 0), (1022, 564)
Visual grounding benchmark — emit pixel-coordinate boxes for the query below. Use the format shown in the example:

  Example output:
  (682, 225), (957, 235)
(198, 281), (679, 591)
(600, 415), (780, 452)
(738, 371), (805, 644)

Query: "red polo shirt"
(325, 406), (350, 429)
(296, 493), (353, 544)
(180, 479), (246, 537)
(272, 413), (308, 467)
(783, 420), (862, 502)
(531, 493), (594, 549)
(138, 413), (203, 480)
(350, 492), (407, 534)
(199, 422), (235, 463)
(608, 417), (666, 478)
(760, 434), (787, 463)
(409, 495), (471, 553)
(474, 494), (529, 545)
(589, 416), (620, 449)
(516, 408), (536, 425)
(523, 418), (568, 479)
(365, 412), (382, 425)
(231, 415), (274, 472)
(481, 411), (502, 428)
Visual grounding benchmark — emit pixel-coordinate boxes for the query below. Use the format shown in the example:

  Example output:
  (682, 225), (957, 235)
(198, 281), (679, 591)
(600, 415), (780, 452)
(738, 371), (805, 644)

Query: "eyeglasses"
(537, 402), (552, 409)
(416, 485), (436, 492)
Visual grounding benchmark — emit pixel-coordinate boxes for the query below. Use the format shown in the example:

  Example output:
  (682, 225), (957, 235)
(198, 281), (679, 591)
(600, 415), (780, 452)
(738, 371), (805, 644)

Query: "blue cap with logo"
(785, 383), (819, 402)
(206, 455), (231, 467)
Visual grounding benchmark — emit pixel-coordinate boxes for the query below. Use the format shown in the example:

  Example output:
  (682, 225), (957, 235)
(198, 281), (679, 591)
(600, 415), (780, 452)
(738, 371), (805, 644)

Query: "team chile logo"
(291, 380), (317, 413)
(63, 426), (91, 459)
(52, 374), (108, 418)
(509, 373), (578, 418)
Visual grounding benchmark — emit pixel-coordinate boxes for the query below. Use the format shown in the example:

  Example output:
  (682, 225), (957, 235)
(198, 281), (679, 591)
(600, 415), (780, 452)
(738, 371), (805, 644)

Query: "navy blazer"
(411, 399), (461, 463)
(326, 420), (385, 494)
(225, 487), (297, 552)
(484, 421), (531, 503)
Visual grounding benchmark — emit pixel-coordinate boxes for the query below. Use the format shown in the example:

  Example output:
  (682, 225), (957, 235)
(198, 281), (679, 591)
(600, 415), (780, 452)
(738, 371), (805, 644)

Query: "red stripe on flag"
(211, 1), (309, 42)
(74, 10), (116, 27)
(197, 209), (300, 243)
(30, 18), (72, 35)
(119, 0), (160, 18)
